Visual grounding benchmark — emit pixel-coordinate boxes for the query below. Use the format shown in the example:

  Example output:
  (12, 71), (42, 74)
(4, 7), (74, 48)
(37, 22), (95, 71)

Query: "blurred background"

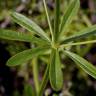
(0, 0), (96, 96)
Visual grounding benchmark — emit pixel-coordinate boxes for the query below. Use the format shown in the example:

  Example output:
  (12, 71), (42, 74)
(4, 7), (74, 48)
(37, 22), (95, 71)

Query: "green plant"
(1, 0), (96, 95)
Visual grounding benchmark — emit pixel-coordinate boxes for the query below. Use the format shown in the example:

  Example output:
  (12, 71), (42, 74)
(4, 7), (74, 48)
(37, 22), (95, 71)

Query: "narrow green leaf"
(54, 0), (60, 42)
(49, 48), (63, 91)
(64, 50), (96, 79)
(60, 40), (96, 48)
(61, 25), (96, 44)
(60, 0), (80, 35)
(7, 47), (48, 66)
(43, 0), (53, 41)
(39, 64), (49, 96)
(10, 12), (51, 43)
(0, 29), (49, 46)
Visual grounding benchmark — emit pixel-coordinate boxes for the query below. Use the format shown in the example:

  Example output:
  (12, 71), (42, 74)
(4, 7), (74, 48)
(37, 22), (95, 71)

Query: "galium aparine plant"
(0, 0), (96, 95)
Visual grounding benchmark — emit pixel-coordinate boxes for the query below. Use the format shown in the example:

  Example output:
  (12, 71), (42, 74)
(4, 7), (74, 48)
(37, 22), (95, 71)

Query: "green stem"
(32, 58), (39, 95)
